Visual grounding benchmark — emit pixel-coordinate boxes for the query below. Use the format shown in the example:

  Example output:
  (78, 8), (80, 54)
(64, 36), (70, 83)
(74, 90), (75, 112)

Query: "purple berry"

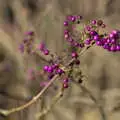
(110, 45), (116, 52)
(84, 39), (91, 45)
(112, 30), (118, 35)
(64, 21), (68, 26)
(91, 20), (96, 25)
(71, 16), (76, 22)
(109, 33), (114, 38)
(93, 35), (99, 41)
(64, 33), (69, 39)
(56, 68), (64, 75)
(63, 83), (68, 88)
(77, 15), (82, 19)
(63, 78), (69, 83)
(48, 66), (53, 73)
(64, 30), (69, 34)
(37, 43), (45, 51)
(107, 38), (111, 43)
(111, 38), (116, 44)
(43, 65), (49, 71)
(85, 25), (91, 31)
(44, 49), (49, 55)
(90, 31), (98, 36)
(68, 38), (74, 43)
(96, 41), (102, 46)
(71, 52), (78, 58)
(116, 45), (120, 51)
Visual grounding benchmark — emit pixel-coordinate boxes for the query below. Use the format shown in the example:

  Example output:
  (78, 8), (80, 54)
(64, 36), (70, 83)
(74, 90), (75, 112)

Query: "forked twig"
(35, 86), (64, 119)
(72, 80), (106, 120)
(0, 45), (92, 116)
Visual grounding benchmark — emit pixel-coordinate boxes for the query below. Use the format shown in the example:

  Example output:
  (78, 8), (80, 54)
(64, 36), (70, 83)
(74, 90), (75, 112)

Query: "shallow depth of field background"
(0, 0), (120, 120)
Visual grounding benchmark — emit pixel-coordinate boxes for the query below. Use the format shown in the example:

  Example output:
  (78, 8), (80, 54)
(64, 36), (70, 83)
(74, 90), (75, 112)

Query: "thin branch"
(0, 45), (91, 116)
(72, 80), (107, 120)
(35, 86), (64, 119)
(0, 75), (59, 116)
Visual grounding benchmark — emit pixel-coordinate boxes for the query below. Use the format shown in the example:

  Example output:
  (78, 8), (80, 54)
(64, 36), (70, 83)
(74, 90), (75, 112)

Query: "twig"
(0, 45), (91, 116)
(0, 75), (59, 116)
(35, 87), (64, 119)
(72, 80), (106, 120)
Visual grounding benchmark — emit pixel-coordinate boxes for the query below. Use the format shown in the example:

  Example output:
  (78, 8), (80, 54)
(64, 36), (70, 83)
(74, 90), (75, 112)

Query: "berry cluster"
(84, 20), (120, 52)
(19, 31), (35, 54)
(64, 15), (84, 48)
(37, 42), (50, 55)
(43, 63), (64, 79)
(19, 15), (120, 90)
(102, 30), (120, 51)
(64, 15), (120, 52)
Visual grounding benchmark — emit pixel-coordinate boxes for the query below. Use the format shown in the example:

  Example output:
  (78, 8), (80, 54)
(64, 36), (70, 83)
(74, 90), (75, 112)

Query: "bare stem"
(0, 45), (91, 116)
(35, 86), (64, 119)
(72, 80), (106, 120)
(0, 75), (59, 116)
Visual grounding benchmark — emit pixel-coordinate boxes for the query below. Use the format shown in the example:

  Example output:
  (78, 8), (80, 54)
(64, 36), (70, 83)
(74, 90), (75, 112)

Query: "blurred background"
(0, 0), (120, 120)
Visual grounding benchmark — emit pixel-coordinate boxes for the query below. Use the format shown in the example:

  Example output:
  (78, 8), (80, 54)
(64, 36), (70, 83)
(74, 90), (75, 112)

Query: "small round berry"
(43, 65), (49, 71)
(90, 31), (98, 36)
(52, 64), (57, 69)
(48, 66), (53, 73)
(56, 68), (64, 75)
(111, 38), (116, 44)
(71, 16), (76, 22)
(63, 83), (68, 88)
(110, 45), (116, 52)
(44, 49), (49, 55)
(64, 30), (69, 34)
(106, 38), (111, 43)
(67, 15), (72, 21)
(91, 20), (96, 25)
(109, 33), (114, 38)
(93, 35), (99, 41)
(68, 38), (74, 43)
(74, 42), (79, 47)
(71, 52), (78, 58)
(63, 78), (69, 83)
(112, 30), (118, 35)
(116, 45), (120, 51)
(37, 43), (45, 51)
(84, 39), (91, 45)
(64, 33), (69, 39)
(103, 44), (109, 49)
(96, 41), (102, 46)
(77, 15), (82, 19)
(85, 26), (91, 31)
(64, 21), (68, 26)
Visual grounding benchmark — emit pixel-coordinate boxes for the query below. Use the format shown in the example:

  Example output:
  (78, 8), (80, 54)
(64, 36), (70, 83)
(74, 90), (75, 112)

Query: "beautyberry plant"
(0, 15), (119, 119)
